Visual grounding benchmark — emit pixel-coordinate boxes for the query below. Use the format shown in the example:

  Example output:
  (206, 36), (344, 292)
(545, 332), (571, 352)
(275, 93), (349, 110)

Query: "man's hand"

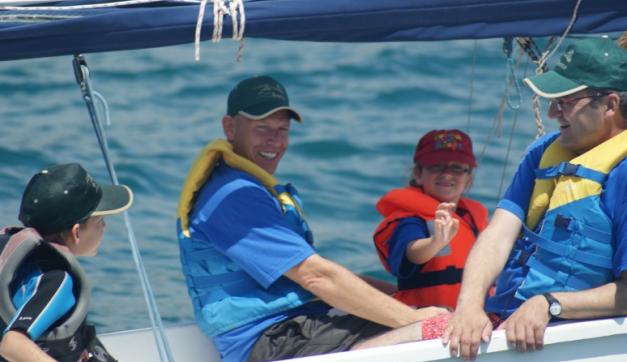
(497, 295), (550, 352)
(442, 307), (492, 360)
(415, 305), (450, 320)
(433, 202), (460, 246)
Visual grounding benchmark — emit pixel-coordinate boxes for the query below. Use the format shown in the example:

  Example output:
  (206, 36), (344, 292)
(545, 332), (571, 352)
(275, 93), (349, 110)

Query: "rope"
(92, 91), (111, 127)
(194, 0), (246, 61)
(477, 46), (526, 167)
(530, 0), (583, 138)
(72, 55), (174, 362)
(194, 0), (208, 61)
(1, 0), (247, 62)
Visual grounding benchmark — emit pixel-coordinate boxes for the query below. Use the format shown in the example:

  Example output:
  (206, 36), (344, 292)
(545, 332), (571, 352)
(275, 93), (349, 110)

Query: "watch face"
(549, 302), (562, 316)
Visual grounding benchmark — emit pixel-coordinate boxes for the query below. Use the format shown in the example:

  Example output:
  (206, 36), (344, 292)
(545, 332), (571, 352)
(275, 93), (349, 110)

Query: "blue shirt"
(386, 217), (429, 279)
(187, 163), (325, 362)
(486, 132), (627, 316)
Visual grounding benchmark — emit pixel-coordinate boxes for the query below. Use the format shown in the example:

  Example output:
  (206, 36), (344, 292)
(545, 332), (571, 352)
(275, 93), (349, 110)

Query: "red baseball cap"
(413, 129), (477, 168)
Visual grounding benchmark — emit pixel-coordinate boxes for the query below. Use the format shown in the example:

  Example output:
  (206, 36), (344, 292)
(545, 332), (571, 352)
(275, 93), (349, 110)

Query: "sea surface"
(0, 38), (557, 333)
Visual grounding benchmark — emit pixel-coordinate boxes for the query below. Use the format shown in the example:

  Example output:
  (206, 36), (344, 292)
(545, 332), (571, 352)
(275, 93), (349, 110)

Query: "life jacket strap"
(534, 162), (607, 184)
(397, 265), (463, 290)
(521, 227), (613, 269)
(526, 257), (593, 290)
(553, 214), (613, 243)
(188, 270), (259, 301)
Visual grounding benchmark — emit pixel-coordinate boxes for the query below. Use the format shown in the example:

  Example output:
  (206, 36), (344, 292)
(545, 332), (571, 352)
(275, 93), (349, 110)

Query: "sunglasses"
(550, 91), (610, 111)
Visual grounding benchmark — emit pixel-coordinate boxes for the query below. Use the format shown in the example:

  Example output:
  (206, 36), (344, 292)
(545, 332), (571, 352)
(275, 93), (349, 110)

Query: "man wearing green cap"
(440, 35), (627, 359)
(177, 75), (446, 362)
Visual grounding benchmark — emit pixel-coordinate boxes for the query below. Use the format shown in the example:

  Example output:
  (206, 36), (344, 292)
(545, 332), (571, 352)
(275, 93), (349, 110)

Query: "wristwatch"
(542, 292), (562, 318)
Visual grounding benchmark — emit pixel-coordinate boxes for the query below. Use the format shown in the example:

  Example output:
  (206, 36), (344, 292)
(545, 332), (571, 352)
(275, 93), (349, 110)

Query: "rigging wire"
(497, 52), (530, 199)
(465, 40), (477, 134)
(72, 54), (174, 362)
(503, 37), (522, 110)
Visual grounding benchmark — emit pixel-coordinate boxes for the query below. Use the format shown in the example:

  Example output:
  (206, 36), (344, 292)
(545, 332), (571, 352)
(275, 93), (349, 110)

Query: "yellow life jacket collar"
(177, 139), (302, 237)
(526, 130), (627, 230)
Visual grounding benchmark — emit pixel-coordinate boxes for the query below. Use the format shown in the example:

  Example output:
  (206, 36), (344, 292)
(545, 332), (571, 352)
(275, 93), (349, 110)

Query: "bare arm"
(443, 208), (522, 360)
(456, 208), (522, 310)
(554, 271), (627, 319)
(497, 271), (627, 353)
(0, 331), (56, 362)
(285, 254), (446, 328)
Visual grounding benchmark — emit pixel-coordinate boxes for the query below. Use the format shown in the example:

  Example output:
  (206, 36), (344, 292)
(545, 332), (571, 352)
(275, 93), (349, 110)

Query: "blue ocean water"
(0, 39), (556, 333)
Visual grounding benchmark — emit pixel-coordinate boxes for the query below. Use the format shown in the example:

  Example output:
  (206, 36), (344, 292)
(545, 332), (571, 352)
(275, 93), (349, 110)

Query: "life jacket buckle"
(554, 214), (572, 229)
(558, 162), (579, 176)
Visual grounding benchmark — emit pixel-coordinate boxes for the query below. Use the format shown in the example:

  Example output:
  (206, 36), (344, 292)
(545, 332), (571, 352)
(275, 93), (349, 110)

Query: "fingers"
(450, 218), (460, 236)
(504, 319), (545, 353)
(444, 327), (461, 358)
(507, 322), (534, 352)
(433, 210), (458, 244)
(443, 314), (490, 360)
(534, 325), (545, 350)
(461, 332), (481, 361)
(481, 321), (493, 343)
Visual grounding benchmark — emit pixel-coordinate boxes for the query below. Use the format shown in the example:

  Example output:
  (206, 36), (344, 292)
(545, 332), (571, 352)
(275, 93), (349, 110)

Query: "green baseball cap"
(227, 75), (303, 122)
(524, 36), (627, 98)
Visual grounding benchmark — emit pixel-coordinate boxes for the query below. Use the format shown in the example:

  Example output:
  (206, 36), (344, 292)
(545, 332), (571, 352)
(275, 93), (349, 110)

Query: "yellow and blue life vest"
(513, 131), (627, 300)
(177, 140), (316, 336)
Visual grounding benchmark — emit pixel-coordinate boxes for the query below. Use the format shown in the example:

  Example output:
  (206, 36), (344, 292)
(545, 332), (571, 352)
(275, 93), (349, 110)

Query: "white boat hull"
(100, 316), (627, 361)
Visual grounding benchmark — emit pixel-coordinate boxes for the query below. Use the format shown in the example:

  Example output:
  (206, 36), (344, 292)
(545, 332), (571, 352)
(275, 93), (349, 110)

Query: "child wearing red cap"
(373, 129), (488, 312)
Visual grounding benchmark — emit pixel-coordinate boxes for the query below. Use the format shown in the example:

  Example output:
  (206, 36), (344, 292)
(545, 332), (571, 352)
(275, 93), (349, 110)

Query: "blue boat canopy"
(1, 0), (626, 61)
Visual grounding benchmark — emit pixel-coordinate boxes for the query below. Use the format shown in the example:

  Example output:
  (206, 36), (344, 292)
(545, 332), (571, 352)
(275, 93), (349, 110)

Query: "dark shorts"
(247, 311), (391, 362)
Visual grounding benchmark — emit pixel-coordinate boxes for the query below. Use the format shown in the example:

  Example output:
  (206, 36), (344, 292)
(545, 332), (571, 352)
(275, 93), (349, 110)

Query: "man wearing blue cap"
(177, 75), (447, 362)
(442, 35), (627, 359)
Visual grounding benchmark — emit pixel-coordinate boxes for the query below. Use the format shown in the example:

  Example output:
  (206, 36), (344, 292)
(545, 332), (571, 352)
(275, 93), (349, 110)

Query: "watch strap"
(542, 292), (561, 317)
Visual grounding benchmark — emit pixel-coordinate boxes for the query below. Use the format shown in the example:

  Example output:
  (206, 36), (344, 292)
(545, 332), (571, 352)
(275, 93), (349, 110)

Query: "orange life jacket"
(373, 186), (488, 309)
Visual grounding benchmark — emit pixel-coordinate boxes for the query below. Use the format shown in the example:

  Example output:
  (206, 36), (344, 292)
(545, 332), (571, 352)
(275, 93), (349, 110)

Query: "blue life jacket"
(177, 140), (316, 336)
(507, 131), (627, 308)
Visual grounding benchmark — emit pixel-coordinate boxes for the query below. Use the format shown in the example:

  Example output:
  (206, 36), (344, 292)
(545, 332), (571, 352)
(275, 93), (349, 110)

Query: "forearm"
(0, 331), (56, 362)
(286, 255), (425, 328)
(406, 236), (447, 265)
(360, 275), (397, 295)
(456, 209), (521, 309)
(555, 275), (627, 319)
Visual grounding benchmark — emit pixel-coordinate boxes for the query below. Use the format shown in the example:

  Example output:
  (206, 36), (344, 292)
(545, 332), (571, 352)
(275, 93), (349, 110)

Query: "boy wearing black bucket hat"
(0, 163), (133, 362)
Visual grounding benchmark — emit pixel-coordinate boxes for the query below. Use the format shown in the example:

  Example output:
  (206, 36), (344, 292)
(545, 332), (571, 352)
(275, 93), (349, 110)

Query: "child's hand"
(433, 202), (459, 246)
